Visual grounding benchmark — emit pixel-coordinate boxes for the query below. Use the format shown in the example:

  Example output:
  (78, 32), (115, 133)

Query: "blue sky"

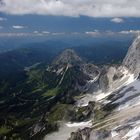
(0, 0), (140, 37)
(1, 14), (140, 34)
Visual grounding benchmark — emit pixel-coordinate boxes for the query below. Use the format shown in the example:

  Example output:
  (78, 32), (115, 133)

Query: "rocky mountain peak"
(123, 36), (140, 78)
(53, 49), (83, 66)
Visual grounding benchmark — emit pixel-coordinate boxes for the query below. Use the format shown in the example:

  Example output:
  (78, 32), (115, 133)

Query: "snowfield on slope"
(44, 121), (92, 140)
(77, 68), (135, 107)
(115, 80), (140, 111)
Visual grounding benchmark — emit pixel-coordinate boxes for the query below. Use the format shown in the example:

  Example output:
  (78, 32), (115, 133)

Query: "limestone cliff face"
(62, 37), (140, 140)
(98, 65), (131, 92)
(99, 36), (140, 92)
(48, 49), (100, 92)
(123, 36), (140, 78)
(48, 41), (140, 96)
(53, 49), (83, 67)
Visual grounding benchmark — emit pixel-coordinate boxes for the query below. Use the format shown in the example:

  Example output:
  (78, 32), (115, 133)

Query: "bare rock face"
(123, 36), (140, 78)
(89, 130), (110, 140)
(53, 49), (83, 67)
(68, 128), (110, 140)
(48, 49), (100, 92)
(98, 36), (140, 92)
(30, 114), (58, 140)
(68, 128), (91, 140)
(99, 65), (127, 92)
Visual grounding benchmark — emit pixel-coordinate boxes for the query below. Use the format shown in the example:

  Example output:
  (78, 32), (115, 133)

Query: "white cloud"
(70, 32), (80, 35)
(85, 30), (140, 36)
(111, 17), (124, 23)
(1, 0), (140, 17)
(42, 31), (50, 34)
(33, 31), (39, 34)
(0, 32), (31, 37)
(0, 17), (7, 21)
(0, 30), (140, 37)
(0, 32), (45, 37)
(12, 25), (27, 29)
(85, 30), (100, 36)
(119, 30), (140, 35)
(52, 32), (65, 35)
(33, 31), (50, 35)
(0, 26), (3, 29)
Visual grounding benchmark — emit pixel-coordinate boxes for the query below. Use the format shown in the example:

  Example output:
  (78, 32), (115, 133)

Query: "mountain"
(0, 41), (68, 80)
(48, 49), (100, 92)
(66, 36), (140, 140)
(123, 36), (140, 78)
(1, 36), (140, 140)
(0, 48), (100, 140)
(53, 49), (83, 66)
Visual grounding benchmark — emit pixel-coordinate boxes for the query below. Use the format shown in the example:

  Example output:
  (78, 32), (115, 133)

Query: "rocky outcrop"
(98, 36), (140, 92)
(123, 36), (140, 78)
(48, 48), (135, 94)
(66, 101), (95, 122)
(68, 128), (111, 140)
(68, 127), (92, 140)
(99, 65), (130, 92)
(30, 114), (58, 140)
(47, 49), (100, 92)
(53, 49), (83, 67)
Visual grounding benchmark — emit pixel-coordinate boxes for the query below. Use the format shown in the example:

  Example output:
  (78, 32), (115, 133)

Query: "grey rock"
(68, 127), (92, 140)
(123, 36), (140, 78)
(49, 49), (101, 92)
(53, 49), (83, 67)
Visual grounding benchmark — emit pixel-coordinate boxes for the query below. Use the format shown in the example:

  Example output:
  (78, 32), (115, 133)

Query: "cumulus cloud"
(42, 31), (50, 34)
(1, 0), (140, 17)
(119, 30), (140, 35)
(0, 32), (31, 37)
(52, 32), (65, 35)
(111, 17), (124, 23)
(85, 30), (140, 37)
(33, 31), (39, 34)
(33, 31), (50, 35)
(12, 25), (27, 29)
(85, 30), (101, 36)
(0, 17), (7, 21)
(0, 30), (140, 37)
(0, 32), (48, 37)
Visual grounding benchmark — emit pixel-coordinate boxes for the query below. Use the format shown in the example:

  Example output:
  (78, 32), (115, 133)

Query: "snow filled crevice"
(116, 80), (140, 111)
(110, 115), (140, 139)
(123, 126), (140, 140)
(77, 67), (135, 107)
(95, 69), (135, 101)
(44, 120), (92, 140)
(66, 120), (92, 128)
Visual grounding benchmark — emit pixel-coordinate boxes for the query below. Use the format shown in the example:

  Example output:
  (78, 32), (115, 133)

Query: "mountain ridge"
(67, 36), (140, 140)
(0, 36), (140, 140)
(123, 35), (140, 78)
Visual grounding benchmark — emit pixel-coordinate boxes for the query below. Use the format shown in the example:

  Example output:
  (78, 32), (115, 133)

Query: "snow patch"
(88, 75), (98, 83)
(123, 126), (140, 140)
(56, 68), (64, 75)
(111, 131), (118, 138)
(77, 67), (135, 107)
(95, 91), (111, 101)
(77, 94), (94, 107)
(95, 71), (135, 101)
(66, 120), (92, 128)
(117, 80), (140, 111)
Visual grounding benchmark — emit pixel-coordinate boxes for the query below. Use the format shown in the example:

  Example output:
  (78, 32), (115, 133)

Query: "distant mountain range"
(0, 35), (134, 79)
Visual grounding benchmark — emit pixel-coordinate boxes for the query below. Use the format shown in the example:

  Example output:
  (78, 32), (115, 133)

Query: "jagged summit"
(53, 49), (83, 66)
(47, 49), (100, 92)
(123, 35), (140, 77)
